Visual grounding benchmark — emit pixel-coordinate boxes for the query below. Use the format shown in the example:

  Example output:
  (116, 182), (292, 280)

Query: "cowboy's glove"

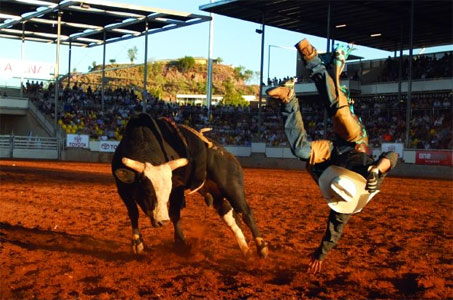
(366, 166), (382, 193)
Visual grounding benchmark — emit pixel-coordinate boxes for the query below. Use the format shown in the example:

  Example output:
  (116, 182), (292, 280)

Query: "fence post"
(57, 136), (61, 160)
(10, 134), (14, 158)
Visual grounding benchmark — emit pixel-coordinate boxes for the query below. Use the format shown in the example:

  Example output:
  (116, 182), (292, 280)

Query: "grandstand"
(0, 0), (451, 172)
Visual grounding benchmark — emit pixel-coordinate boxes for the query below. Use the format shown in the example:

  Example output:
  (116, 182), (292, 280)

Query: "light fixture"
(370, 33), (382, 37)
(80, 3), (91, 9)
(335, 24), (347, 28)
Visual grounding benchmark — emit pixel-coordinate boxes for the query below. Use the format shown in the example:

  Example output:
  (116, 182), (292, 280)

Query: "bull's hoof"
(132, 234), (144, 254)
(258, 245), (269, 258)
(242, 248), (251, 259)
(255, 238), (269, 258)
(132, 241), (144, 254)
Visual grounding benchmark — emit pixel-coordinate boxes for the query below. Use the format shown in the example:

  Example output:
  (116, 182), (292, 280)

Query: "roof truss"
(0, 0), (211, 47)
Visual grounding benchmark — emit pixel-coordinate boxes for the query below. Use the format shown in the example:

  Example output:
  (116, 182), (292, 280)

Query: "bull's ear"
(114, 168), (136, 184)
(167, 158), (189, 171)
(122, 157), (145, 173)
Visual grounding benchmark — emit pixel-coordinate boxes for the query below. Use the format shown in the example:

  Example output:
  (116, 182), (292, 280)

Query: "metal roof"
(200, 0), (453, 52)
(0, 0), (211, 47)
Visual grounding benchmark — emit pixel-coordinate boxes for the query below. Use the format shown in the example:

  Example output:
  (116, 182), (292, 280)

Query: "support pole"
(101, 31), (106, 113)
(20, 22), (25, 98)
(206, 0), (214, 117)
(67, 41), (72, 87)
(397, 26), (403, 105)
(405, 0), (414, 148)
(323, 2), (331, 139)
(267, 44), (271, 83)
(258, 17), (265, 139)
(143, 22), (149, 112)
(54, 10), (62, 137)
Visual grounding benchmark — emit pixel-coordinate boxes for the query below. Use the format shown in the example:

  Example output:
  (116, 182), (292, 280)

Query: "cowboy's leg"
(297, 39), (362, 143)
(281, 95), (332, 165)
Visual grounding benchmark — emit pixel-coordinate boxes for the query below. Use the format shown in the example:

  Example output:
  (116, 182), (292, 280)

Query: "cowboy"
(266, 38), (398, 274)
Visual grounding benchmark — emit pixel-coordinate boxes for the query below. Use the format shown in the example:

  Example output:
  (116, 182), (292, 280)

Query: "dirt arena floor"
(0, 160), (451, 300)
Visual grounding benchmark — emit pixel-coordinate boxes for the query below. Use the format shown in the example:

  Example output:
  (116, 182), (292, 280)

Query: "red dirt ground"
(0, 160), (451, 300)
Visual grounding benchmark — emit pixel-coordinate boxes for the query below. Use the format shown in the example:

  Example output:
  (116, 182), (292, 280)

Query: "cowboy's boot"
(294, 38), (318, 62)
(265, 78), (295, 103)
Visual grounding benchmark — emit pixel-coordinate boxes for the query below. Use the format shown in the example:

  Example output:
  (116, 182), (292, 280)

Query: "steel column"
(143, 22), (149, 112)
(101, 31), (106, 113)
(206, 0), (214, 116)
(405, 0), (414, 148)
(258, 17), (265, 139)
(54, 10), (62, 137)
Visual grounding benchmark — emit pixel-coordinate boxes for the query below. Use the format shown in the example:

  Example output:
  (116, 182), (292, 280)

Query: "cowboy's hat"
(318, 165), (379, 214)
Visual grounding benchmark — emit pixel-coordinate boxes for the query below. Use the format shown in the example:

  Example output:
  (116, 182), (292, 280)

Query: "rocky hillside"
(68, 59), (259, 101)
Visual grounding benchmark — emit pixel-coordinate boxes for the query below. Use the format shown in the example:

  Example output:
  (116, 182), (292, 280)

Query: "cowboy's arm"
(366, 151), (398, 192)
(308, 210), (351, 274)
(314, 210), (352, 260)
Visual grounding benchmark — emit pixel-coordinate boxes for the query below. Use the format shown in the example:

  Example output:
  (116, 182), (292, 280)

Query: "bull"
(111, 113), (268, 258)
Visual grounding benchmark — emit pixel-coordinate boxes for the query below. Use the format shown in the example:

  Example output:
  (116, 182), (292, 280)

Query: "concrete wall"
(59, 148), (452, 180)
(0, 114), (50, 136)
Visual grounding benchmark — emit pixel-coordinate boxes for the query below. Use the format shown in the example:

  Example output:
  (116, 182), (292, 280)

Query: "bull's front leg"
(124, 200), (144, 254)
(131, 228), (144, 254)
(169, 187), (188, 247)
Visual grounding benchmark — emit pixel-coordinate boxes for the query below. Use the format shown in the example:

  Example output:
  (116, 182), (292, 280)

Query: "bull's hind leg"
(214, 197), (250, 256)
(225, 189), (269, 258)
(169, 187), (187, 247)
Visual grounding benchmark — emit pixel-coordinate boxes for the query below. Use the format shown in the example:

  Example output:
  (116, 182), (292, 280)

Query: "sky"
(0, 0), (451, 86)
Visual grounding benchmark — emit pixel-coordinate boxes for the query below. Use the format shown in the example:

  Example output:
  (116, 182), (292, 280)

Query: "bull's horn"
(167, 158), (189, 171)
(122, 157), (145, 173)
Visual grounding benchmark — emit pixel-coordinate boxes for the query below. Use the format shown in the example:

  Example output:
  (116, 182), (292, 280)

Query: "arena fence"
(0, 135), (59, 160)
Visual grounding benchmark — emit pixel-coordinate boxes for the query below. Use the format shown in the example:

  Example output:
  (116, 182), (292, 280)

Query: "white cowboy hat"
(318, 165), (379, 214)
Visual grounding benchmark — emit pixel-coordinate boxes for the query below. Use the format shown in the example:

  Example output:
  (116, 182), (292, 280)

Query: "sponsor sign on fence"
(99, 141), (119, 152)
(415, 150), (453, 166)
(66, 134), (89, 148)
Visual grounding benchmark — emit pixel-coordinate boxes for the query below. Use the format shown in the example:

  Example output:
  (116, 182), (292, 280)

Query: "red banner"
(415, 150), (453, 166)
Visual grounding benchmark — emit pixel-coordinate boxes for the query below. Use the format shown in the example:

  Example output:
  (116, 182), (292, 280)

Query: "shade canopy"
(200, 0), (452, 52)
(0, 0), (211, 47)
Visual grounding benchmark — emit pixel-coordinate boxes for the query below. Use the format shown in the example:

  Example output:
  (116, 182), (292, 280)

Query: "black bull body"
(112, 113), (268, 258)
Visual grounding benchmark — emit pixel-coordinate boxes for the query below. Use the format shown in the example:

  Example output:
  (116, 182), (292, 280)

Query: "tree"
(215, 57), (223, 64)
(128, 46), (138, 64)
(88, 61), (97, 72)
(176, 56), (195, 72)
(233, 66), (245, 80)
(109, 59), (116, 64)
(243, 69), (254, 82)
(221, 78), (249, 106)
(149, 86), (163, 99)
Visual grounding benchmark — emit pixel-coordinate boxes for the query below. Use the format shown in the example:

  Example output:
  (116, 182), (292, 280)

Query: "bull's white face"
(121, 157), (188, 226)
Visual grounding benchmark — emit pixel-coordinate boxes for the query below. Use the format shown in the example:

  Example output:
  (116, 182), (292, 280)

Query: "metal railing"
(0, 135), (59, 159)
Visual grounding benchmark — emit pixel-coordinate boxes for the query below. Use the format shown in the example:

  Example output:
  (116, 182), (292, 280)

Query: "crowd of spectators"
(379, 51), (452, 82)
(24, 74), (452, 150)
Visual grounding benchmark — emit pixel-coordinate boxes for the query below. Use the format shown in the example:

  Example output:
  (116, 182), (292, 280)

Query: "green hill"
(68, 58), (259, 102)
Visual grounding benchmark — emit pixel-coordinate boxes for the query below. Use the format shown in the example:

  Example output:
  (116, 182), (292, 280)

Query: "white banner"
(66, 134), (89, 148)
(99, 141), (119, 152)
(0, 59), (54, 79)
(381, 143), (404, 158)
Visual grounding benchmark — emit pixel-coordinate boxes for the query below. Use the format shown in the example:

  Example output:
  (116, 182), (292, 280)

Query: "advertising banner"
(66, 134), (89, 148)
(0, 59), (54, 79)
(99, 141), (119, 152)
(415, 150), (453, 166)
